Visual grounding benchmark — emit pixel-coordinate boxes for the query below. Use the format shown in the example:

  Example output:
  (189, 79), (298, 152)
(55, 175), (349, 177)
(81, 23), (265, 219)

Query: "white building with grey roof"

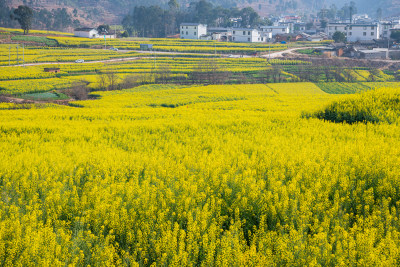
(180, 23), (207, 39)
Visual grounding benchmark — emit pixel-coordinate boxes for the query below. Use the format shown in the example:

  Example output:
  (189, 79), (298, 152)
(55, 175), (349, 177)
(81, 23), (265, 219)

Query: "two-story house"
(180, 23), (207, 39)
(346, 24), (379, 42)
(379, 22), (393, 39)
(326, 23), (348, 37)
(232, 28), (269, 43)
(260, 26), (290, 37)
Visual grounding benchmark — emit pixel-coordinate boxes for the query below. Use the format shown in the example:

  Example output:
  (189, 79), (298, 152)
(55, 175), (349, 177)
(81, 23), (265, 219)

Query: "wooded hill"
(2, 0), (399, 29)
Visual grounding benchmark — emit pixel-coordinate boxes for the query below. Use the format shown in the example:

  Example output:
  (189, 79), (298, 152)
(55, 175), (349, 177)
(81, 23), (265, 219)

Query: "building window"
(233, 31), (235, 34)
(282, 29), (285, 32)
(363, 32), (366, 36)
(194, 32), (196, 35)
(186, 26), (188, 29)
(248, 38), (250, 41)
(186, 31), (188, 35)
(194, 26), (197, 29)
(181, 31), (184, 35)
(233, 37), (235, 41)
(371, 26), (374, 30)
(243, 31), (246, 35)
(248, 31), (251, 35)
(371, 32), (374, 36)
(349, 32), (352, 36)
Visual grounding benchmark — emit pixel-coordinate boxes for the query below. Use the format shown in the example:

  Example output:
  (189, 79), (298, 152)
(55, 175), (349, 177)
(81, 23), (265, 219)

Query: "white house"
(180, 23), (207, 39)
(260, 25), (290, 36)
(326, 23), (348, 37)
(74, 28), (99, 38)
(379, 22), (393, 39)
(97, 32), (116, 39)
(326, 23), (380, 42)
(346, 24), (379, 42)
(232, 28), (267, 43)
(294, 23), (306, 33)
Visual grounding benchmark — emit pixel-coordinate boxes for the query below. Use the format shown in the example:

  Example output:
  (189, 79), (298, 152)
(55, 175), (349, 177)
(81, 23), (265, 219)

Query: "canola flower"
(0, 84), (400, 265)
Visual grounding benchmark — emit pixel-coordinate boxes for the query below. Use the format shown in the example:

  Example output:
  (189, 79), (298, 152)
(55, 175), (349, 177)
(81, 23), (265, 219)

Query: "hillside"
(6, 0), (399, 28)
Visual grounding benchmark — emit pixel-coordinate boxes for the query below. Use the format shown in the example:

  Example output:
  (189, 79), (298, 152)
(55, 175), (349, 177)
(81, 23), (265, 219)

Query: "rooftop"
(260, 26), (288, 28)
(231, 28), (258, 31)
(181, 23), (206, 26)
(74, 27), (96, 32)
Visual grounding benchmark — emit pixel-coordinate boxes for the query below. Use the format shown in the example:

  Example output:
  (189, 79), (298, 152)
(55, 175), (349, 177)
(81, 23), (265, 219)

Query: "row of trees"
(317, 2), (358, 21)
(122, 0), (270, 38)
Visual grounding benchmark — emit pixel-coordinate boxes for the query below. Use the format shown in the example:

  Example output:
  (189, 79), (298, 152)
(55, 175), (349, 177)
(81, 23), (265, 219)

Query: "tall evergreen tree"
(11, 5), (33, 34)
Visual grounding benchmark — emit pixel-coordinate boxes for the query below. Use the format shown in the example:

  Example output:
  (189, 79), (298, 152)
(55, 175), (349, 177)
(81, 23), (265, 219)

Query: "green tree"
(11, 5), (33, 34)
(240, 7), (260, 27)
(391, 30), (400, 42)
(193, 0), (214, 24)
(0, 0), (12, 27)
(52, 8), (72, 30)
(168, 0), (179, 11)
(97, 24), (110, 33)
(376, 8), (382, 20)
(333, 31), (346, 43)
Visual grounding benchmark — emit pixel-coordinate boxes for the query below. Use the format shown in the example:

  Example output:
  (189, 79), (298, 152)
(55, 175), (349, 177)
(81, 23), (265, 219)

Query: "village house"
(379, 22), (393, 39)
(207, 27), (233, 41)
(326, 23), (348, 37)
(294, 23), (306, 33)
(326, 23), (380, 42)
(74, 28), (99, 38)
(180, 23), (207, 40)
(346, 24), (380, 42)
(274, 33), (303, 43)
(302, 32), (328, 42)
(98, 31), (116, 39)
(232, 28), (269, 43)
(260, 25), (290, 37)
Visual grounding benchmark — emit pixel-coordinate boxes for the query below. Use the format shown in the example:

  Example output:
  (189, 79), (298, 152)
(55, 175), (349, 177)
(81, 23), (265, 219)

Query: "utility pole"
(8, 45), (10, 66)
(387, 37), (390, 59)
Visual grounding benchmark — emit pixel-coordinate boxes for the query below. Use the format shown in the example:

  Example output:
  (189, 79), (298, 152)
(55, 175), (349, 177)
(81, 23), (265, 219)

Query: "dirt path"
(260, 47), (312, 59)
(0, 95), (73, 105)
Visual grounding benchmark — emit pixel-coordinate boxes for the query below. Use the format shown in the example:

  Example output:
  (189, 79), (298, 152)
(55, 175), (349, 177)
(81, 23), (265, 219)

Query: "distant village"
(74, 13), (400, 60)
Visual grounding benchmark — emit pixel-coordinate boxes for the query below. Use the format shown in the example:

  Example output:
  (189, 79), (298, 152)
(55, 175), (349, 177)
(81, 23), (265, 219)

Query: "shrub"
(307, 88), (400, 124)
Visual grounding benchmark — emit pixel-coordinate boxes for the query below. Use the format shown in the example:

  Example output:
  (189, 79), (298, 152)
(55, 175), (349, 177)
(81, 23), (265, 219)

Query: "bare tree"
(64, 81), (90, 100)
(97, 73), (108, 90)
(156, 63), (172, 84)
(106, 72), (119, 90)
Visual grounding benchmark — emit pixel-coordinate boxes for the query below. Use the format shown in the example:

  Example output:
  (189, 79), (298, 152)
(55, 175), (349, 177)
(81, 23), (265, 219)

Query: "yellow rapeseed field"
(1, 83), (400, 265)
